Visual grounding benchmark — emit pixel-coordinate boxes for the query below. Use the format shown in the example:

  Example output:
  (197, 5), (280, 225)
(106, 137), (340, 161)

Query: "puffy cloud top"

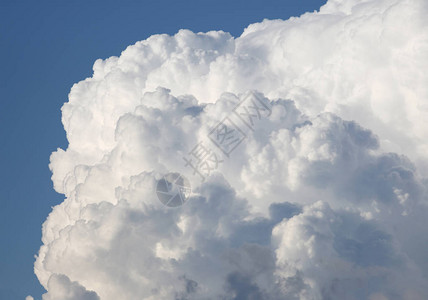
(35, 0), (428, 299)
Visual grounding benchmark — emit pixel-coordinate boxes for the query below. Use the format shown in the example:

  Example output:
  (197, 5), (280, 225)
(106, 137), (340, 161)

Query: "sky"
(4, 0), (428, 299)
(0, 0), (327, 299)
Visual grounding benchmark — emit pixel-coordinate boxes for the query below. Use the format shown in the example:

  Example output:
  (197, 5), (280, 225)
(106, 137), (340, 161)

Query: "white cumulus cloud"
(35, 0), (428, 299)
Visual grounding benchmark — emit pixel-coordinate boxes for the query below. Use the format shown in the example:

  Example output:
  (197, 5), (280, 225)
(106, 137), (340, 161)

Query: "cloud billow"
(34, 0), (428, 299)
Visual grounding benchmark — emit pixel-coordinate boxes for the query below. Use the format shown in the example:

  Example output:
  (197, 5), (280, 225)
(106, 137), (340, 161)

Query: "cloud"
(35, 0), (428, 299)
(272, 201), (427, 299)
(42, 274), (99, 300)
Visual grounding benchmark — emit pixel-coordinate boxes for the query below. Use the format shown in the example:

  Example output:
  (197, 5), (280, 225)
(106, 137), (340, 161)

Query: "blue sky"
(0, 0), (326, 298)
